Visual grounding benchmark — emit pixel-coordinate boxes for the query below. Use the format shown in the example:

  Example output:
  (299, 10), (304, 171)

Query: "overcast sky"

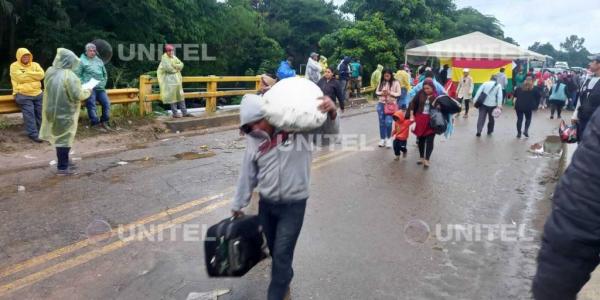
(332, 0), (599, 53)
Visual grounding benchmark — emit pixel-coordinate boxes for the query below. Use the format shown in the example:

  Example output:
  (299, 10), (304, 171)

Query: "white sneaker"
(378, 139), (385, 147)
(385, 139), (392, 148)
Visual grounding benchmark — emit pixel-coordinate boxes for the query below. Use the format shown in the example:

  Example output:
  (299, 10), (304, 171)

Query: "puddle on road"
(529, 135), (563, 157)
(127, 143), (149, 150)
(173, 151), (216, 160)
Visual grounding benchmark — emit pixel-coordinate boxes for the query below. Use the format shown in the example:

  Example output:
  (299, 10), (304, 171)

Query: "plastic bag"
(262, 77), (327, 131)
(492, 107), (502, 118)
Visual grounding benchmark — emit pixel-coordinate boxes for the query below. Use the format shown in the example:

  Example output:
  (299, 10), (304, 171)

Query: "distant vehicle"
(554, 61), (569, 69)
(543, 67), (566, 74)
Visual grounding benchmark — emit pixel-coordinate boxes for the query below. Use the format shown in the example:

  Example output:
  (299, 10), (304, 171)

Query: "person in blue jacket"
(277, 56), (296, 80)
(548, 77), (569, 119)
(407, 71), (446, 107)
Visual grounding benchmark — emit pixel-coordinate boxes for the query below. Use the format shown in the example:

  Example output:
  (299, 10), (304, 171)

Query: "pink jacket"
(376, 80), (401, 103)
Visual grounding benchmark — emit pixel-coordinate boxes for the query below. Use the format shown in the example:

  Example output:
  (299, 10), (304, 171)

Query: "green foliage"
(445, 7), (504, 39)
(260, 0), (344, 63)
(0, 0), (287, 88)
(341, 0), (482, 42)
(529, 35), (592, 68)
(319, 14), (400, 76)
(2, 0), (570, 91)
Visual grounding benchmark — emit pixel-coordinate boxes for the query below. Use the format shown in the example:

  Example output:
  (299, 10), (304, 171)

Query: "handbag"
(559, 120), (578, 144)
(429, 108), (447, 135)
(384, 101), (398, 115)
(475, 82), (499, 109)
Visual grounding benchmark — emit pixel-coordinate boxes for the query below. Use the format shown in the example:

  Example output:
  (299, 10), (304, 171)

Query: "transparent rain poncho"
(157, 53), (184, 104)
(39, 48), (91, 147)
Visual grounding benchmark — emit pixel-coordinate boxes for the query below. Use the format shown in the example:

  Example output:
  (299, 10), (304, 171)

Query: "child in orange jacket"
(391, 110), (413, 160)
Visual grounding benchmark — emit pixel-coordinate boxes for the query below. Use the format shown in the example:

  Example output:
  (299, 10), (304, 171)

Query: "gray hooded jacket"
(232, 95), (339, 210)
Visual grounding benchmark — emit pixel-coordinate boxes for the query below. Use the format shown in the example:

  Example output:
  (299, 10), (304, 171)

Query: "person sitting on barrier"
(157, 44), (192, 118)
(10, 48), (45, 143)
(76, 43), (112, 131)
(39, 48), (92, 176)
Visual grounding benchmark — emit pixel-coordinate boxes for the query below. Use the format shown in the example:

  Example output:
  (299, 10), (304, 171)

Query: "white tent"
(406, 31), (547, 61)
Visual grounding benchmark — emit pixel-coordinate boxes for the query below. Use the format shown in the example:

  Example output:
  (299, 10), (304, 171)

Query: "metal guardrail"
(1, 75), (376, 116)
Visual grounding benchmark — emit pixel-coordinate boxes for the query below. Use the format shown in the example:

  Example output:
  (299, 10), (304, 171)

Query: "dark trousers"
(350, 78), (362, 97)
(15, 93), (43, 138)
(477, 105), (496, 134)
(393, 139), (407, 156)
(417, 135), (435, 160)
(338, 79), (349, 104)
(259, 199), (307, 300)
(85, 89), (110, 126)
(56, 147), (70, 170)
(516, 110), (532, 134)
(550, 100), (564, 118)
(463, 99), (471, 115)
(170, 101), (188, 115)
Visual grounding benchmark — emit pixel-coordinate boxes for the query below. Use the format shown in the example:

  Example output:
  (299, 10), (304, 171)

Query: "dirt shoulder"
(0, 103), (377, 173)
(0, 114), (165, 172)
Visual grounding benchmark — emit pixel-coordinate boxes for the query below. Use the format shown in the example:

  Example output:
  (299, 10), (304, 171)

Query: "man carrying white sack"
(231, 89), (339, 300)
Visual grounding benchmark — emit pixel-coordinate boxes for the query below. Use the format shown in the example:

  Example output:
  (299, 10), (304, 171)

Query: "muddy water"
(173, 151), (216, 160)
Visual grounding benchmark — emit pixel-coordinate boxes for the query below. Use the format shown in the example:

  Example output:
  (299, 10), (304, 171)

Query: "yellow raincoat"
(39, 48), (91, 147)
(319, 56), (328, 75)
(10, 48), (45, 96)
(157, 53), (184, 104)
(395, 70), (412, 92)
(371, 64), (383, 88)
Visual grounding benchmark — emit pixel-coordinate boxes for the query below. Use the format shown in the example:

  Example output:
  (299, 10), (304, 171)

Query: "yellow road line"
(0, 200), (230, 297)
(0, 149), (350, 280)
(0, 189), (233, 279)
(0, 137), (374, 296)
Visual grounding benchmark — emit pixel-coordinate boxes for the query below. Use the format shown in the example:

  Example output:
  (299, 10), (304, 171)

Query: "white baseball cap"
(463, 68), (470, 73)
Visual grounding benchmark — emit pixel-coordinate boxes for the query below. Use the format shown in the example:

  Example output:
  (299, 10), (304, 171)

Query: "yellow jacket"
(395, 70), (412, 92)
(10, 48), (45, 97)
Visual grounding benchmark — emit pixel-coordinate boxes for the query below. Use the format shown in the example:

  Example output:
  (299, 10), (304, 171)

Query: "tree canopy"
(0, 0), (557, 89)
(319, 13), (400, 76)
(528, 35), (591, 68)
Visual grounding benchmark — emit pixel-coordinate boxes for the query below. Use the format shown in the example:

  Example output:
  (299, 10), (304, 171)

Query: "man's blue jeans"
(85, 89), (110, 126)
(259, 198), (307, 300)
(377, 102), (393, 139)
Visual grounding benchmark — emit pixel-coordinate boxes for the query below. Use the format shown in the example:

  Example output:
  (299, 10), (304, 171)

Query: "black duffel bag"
(434, 95), (462, 114)
(205, 215), (267, 277)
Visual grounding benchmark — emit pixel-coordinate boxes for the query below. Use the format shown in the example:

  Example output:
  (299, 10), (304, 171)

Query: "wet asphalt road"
(0, 107), (566, 300)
